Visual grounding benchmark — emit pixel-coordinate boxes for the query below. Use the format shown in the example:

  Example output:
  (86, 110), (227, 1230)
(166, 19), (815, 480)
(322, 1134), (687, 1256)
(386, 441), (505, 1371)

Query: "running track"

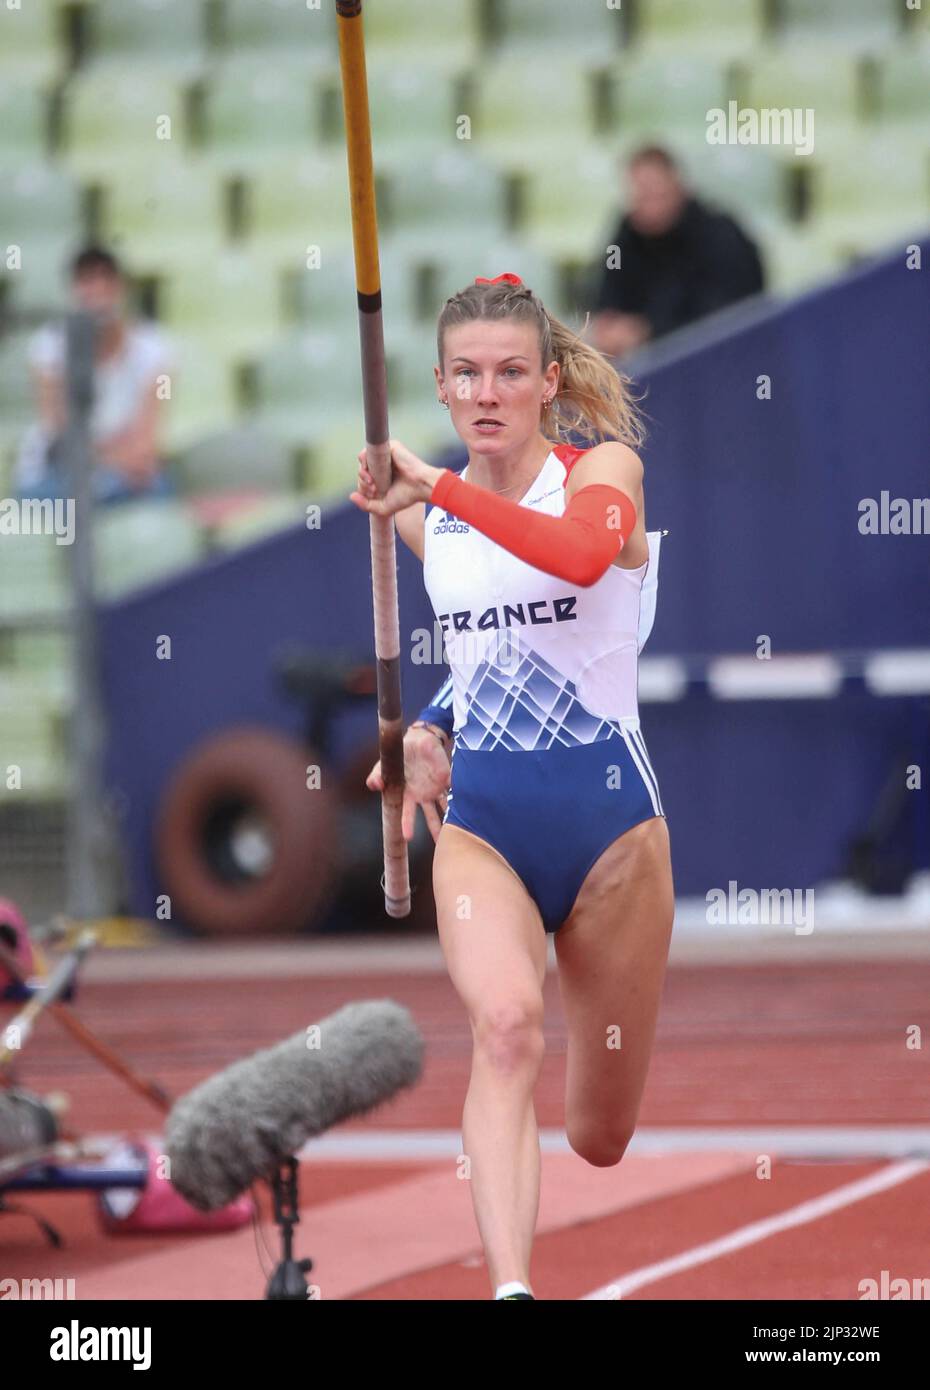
(2, 938), (928, 1300)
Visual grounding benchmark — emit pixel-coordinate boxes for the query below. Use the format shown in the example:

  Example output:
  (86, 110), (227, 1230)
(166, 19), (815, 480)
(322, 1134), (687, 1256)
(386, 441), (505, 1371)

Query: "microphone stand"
(265, 1157), (314, 1300)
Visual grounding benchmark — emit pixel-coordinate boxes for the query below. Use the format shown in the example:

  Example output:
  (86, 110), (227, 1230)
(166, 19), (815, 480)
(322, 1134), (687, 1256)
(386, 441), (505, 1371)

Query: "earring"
(439, 398), (449, 409)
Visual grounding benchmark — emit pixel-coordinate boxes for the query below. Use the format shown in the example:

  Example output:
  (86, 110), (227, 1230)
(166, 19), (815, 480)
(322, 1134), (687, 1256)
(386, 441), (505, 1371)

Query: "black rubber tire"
(154, 727), (341, 936)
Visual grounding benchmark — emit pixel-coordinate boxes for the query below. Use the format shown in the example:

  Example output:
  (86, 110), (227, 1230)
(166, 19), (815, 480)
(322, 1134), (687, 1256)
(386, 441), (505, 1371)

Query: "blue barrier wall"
(100, 241), (930, 915)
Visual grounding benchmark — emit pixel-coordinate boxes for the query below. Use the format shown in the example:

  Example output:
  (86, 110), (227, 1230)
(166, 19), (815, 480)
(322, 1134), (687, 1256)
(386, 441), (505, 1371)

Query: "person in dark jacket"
(589, 145), (765, 359)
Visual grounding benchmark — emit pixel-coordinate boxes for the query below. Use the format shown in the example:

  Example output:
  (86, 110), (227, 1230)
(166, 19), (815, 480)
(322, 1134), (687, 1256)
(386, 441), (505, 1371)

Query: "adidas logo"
(433, 512), (470, 535)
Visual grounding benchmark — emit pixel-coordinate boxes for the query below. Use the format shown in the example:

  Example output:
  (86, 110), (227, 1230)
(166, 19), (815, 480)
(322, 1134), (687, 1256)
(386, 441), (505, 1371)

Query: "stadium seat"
(0, 528), (69, 623)
(365, 0), (481, 67)
(634, 0), (766, 53)
(174, 426), (296, 495)
(777, 0), (904, 47)
(494, 0), (624, 56)
(10, 630), (72, 680)
(0, 332), (40, 455)
(682, 142), (793, 224)
(521, 147), (625, 260)
(246, 155), (353, 265)
(251, 330), (365, 447)
(331, 64), (463, 158)
(85, 0), (209, 75)
(162, 341), (240, 451)
(220, 0), (337, 69)
(0, 674), (69, 802)
(608, 53), (729, 138)
(0, 0), (65, 83)
(378, 150), (510, 255)
(290, 245), (417, 332)
(201, 64), (325, 172)
(878, 42), (930, 125)
(103, 159), (226, 266)
(760, 221), (869, 295)
(470, 62), (599, 160)
(0, 80), (50, 163)
(740, 50), (865, 126)
(805, 134), (930, 249)
(62, 71), (192, 176)
(160, 248), (284, 358)
(93, 498), (204, 598)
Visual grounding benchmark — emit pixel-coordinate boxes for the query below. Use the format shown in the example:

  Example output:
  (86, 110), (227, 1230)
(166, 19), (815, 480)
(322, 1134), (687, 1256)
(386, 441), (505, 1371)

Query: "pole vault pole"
(334, 0), (410, 918)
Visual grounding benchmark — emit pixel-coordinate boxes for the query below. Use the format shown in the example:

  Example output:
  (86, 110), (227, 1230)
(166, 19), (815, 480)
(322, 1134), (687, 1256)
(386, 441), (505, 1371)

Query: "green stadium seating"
(379, 150), (510, 255)
(62, 71), (191, 176)
(0, 80), (50, 163)
(220, 0), (336, 68)
(103, 158), (226, 266)
(160, 248), (283, 358)
(246, 155), (353, 265)
(521, 147), (624, 260)
(290, 245), (417, 331)
(805, 133), (930, 247)
(0, 528), (69, 623)
(365, 0), (481, 67)
(93, 498), (204, 598)
(740, 50), (865, 125)
(608, 53), (729, 137)
(174, 426), (295, 495)
(86, 0), (208, 75)
(681, 143), (793, 223)
(470, 62), (599, 159)
(330, 63), (463, 158)
(635, 0), (766, 52)
(201, 64), (325, 172)
(0, 0), (65, 84)
(251, 329), (364, 447)
(778, 0), (904, 47)
(878, 41), (930, 124)
(495, 0), (624, 56)
(0, 673), (68, 802)
(10, 629), (72, 678)
(163, 358), (238, 453)
(0, 331), (40, 454)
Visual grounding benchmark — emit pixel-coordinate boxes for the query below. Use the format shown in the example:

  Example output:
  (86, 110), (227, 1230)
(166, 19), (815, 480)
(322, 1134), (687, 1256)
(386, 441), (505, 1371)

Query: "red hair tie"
(474, 272), (523, 286)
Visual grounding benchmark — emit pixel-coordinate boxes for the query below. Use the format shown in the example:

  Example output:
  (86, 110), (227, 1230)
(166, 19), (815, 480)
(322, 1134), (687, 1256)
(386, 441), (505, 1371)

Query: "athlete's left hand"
(349, 438), (441, 516)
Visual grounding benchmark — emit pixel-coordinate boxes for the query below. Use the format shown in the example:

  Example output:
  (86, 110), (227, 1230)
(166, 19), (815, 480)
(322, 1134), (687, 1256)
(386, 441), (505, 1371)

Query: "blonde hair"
(437, 279), (645, 449)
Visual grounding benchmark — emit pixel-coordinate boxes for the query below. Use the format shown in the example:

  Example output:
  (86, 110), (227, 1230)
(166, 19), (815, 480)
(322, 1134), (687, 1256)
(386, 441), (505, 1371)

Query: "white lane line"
(582, 1158), (930, 1300)
(84, 1127), (930, 1162)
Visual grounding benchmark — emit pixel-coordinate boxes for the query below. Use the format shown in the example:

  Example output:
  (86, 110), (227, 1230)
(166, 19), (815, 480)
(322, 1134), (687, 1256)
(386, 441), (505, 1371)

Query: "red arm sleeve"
(429, 469), (637, 587)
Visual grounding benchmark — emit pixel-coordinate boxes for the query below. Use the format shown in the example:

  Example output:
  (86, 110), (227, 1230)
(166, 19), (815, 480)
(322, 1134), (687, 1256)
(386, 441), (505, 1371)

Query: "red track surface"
(2, 957), (928, 1299)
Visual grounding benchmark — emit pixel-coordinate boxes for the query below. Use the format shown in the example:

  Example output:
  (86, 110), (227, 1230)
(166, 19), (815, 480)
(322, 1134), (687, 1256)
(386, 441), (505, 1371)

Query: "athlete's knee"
(567, 1120), (635, 1168)
(472, 998), (545, 1077)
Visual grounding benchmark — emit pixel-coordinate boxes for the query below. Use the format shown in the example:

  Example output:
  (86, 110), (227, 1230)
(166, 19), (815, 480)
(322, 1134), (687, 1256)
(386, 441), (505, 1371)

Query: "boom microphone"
(165, 999), (424, 1211)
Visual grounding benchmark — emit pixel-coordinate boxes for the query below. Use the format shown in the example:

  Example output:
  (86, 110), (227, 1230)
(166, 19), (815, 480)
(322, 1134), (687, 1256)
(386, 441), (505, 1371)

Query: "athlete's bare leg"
(432, 822), (548, 1295)
(554, 816), (674, 1165)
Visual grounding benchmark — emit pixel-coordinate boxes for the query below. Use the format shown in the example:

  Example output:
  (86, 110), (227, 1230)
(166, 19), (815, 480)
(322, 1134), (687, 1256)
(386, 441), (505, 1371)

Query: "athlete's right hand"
(365, 725), (451, 843)
(350, 439), (443, 516)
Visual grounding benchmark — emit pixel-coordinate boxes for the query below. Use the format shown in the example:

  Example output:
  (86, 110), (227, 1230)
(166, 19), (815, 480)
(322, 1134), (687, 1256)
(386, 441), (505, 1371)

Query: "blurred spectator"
(17, 246), (175, 503)
(589, 146), (765, 359)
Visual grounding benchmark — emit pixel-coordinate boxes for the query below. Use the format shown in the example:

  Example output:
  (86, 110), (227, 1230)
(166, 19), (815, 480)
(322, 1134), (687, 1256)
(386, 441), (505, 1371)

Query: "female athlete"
(350, 273), (674, 1301)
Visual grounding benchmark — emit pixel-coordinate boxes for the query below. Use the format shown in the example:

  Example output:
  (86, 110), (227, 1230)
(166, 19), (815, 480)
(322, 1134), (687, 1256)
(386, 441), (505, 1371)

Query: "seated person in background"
(588, 145), (765, 360)
(17, 245), (175, 503)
